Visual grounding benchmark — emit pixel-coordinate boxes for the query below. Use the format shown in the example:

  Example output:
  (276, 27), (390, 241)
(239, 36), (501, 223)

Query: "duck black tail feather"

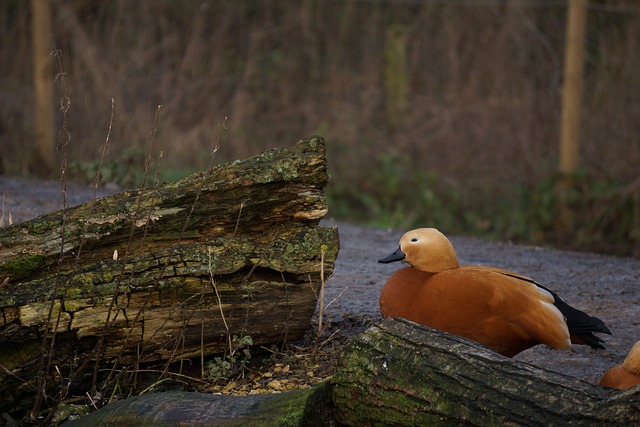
(552, 294), (612, 350)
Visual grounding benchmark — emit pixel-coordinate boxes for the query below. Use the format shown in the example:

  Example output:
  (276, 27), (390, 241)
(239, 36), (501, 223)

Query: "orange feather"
(599, 341), (640, 390)
(379, 228), (611, 357)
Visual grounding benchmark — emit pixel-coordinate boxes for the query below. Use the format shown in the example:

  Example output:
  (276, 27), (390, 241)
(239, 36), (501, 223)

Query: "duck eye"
(411, 238), (418, 242)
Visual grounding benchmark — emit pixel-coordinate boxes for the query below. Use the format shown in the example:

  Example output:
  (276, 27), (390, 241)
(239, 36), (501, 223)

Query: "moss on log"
(0, 136), (339, 417)
(65, 383), (335, 427)
(332, 318), (640, 426)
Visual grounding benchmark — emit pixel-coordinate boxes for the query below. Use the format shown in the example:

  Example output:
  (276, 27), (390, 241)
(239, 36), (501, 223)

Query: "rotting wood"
(0, 136), (339, 417)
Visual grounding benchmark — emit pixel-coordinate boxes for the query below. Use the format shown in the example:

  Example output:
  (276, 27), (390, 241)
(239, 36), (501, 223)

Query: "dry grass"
(1, 2), (638, 187)
(1, 3), (638, 248)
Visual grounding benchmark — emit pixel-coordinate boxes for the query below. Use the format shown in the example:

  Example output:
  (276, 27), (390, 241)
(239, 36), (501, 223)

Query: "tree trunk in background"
(31, 0), (55, 177)
(557, 0), (587, 236)
(332, 319), (640, 426)
(0, 136), (339, 416)
(559, 0), (586, 176)
(384, 24), (408, 129)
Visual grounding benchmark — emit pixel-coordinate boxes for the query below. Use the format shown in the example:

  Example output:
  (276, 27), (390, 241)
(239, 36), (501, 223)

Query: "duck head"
(378, 228), (459, 273)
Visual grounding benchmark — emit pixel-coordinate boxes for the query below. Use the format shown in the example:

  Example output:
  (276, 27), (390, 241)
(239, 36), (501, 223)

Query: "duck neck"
(413, 243), (459, 273)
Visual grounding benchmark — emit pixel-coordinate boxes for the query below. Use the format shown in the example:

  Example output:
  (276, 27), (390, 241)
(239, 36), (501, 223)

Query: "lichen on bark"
(0, 137), (339, 415)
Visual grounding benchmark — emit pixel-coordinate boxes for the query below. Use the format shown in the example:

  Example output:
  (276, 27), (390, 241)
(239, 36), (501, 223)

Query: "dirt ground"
(1, 175), (638, 387)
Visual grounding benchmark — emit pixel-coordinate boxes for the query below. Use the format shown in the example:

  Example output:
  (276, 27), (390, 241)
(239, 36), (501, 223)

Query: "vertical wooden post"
(559, 0), (587, 176)
(31, 0), (55, 177)
(557, 0), (587, 237)
(384, 24), (408, 130)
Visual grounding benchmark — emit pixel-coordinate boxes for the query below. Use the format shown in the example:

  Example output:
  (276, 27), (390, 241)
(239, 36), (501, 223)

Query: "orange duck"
(378, 228), (611, 357)
(599, 340), (640, 389)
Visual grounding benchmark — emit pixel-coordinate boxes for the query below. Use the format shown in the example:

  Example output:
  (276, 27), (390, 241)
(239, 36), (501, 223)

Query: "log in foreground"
(0, 136), (338, 416)
(67, 318), (638, 426)
(332, 318), (640, 426)
(65, 384), (334, 427)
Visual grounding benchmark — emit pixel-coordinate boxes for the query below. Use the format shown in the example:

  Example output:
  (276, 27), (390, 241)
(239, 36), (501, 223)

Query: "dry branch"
(0, 136), (338, 416)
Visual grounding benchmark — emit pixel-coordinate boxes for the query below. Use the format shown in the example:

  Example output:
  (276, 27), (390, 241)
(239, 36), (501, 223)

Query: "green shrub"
(328, 160), (640, 257)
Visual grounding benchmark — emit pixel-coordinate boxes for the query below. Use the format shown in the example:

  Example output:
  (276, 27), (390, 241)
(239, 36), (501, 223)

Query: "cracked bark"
(332, 319), (640, 426)
(0, 136), (338, 415)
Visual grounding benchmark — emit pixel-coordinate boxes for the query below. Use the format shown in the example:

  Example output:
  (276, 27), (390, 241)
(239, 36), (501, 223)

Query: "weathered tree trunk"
(332, 319), (640, 426)
(0, 136), (338, 416)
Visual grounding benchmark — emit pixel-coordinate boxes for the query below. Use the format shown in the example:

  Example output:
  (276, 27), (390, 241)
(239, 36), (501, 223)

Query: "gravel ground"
(2, 175), (639, 385)
(0, 176), (118, 224)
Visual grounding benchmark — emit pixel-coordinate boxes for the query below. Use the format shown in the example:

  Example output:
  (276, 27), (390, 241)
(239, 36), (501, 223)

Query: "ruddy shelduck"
(599, 340), (640, 389)
(378, 228), (611, 357)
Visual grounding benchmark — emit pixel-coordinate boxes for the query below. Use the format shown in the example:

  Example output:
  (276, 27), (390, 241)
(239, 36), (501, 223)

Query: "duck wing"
(425, 267), (572, 356)
(482, 267), (612, 349)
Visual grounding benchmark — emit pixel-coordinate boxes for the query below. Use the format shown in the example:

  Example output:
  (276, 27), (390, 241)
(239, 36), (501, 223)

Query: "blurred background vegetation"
(0, 0), (639, 257)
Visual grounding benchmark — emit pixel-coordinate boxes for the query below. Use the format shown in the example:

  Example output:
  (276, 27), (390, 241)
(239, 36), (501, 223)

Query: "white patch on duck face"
(401, 235), (420, 251)
(399, 234), (423, 262)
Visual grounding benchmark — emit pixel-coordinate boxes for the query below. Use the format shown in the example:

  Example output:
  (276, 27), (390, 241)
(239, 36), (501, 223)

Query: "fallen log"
(64, 318), (639, 426)
(0, 136), (338, 417)
(64, 383), (334, 427)
(332, 318), (640, 426)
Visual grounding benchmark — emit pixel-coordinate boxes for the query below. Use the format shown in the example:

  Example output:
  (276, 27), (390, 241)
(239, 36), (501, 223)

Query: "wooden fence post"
(31, 0), (55, 177)
(384, 24), (409, 129)
(557, 0), (587, 235)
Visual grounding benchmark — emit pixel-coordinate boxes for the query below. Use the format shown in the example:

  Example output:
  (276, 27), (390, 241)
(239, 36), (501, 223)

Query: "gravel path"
(1, 176), (118, 224)
(2, 176), (638, 385)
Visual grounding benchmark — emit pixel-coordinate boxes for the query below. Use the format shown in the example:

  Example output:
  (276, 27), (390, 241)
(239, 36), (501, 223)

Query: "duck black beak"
(378, 247), (406, 263)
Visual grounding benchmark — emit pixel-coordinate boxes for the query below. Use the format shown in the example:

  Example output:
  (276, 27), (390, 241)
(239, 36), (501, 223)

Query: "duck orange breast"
(378, 228), (611, 357)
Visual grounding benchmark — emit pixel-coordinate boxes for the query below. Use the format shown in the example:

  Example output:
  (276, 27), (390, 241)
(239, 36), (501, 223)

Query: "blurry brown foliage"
(0, 0), (639, 254)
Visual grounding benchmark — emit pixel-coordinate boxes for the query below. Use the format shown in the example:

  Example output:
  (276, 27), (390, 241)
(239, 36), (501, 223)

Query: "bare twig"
(31, 37), (72, 421)
(311, 245), (328, 362)
(233, 198), (251, 237)
(91, 104), (163, 393)
(1, 194), (4, 227)
(207, 248), (232, 363)
(92, 97), (115, 198)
